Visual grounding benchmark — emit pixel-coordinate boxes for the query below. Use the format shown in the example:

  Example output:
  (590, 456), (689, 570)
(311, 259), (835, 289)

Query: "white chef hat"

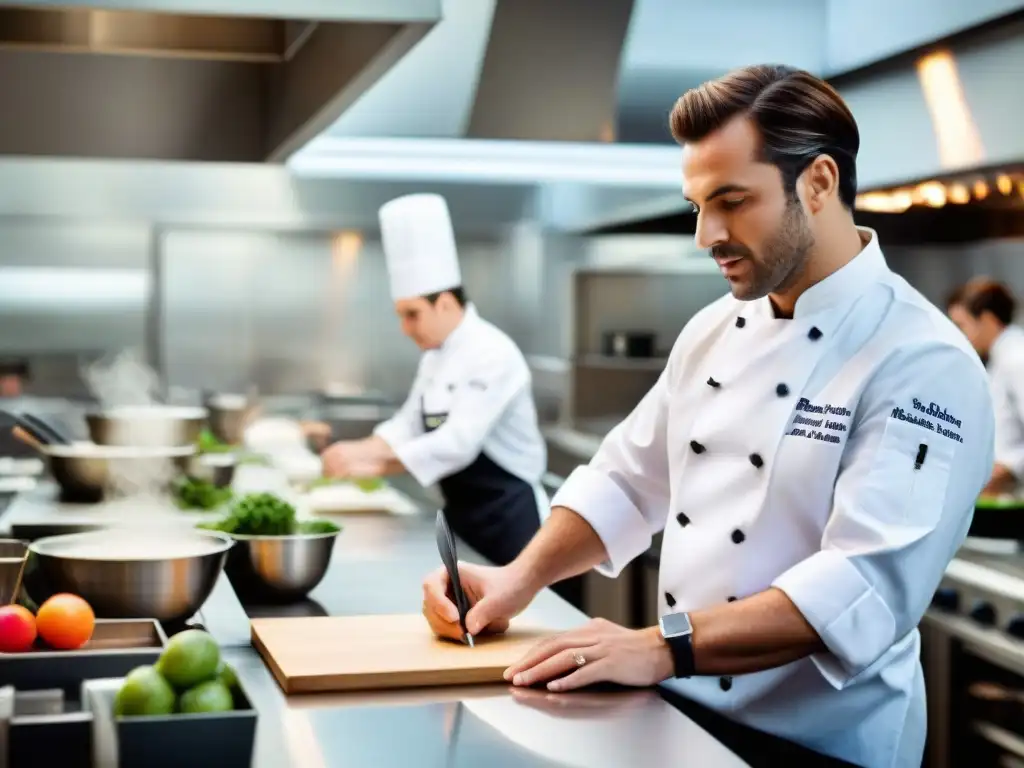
(378, 193), (462, 301)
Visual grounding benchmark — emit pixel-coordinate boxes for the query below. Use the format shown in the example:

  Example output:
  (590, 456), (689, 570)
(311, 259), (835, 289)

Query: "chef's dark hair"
(669, 64), (860, 210)
(424, 286), (468, 308)
(954, 278), (1016, 326)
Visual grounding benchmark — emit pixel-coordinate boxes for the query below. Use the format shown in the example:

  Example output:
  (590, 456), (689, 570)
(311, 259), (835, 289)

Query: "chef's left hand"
(504, 618), (674, 692)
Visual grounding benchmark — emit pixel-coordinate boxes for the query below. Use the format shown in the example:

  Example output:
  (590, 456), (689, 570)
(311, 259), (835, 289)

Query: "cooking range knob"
(1006, 615), (1024, 640)
(931, 588), (960, 612)
(969, 601), (997, 627)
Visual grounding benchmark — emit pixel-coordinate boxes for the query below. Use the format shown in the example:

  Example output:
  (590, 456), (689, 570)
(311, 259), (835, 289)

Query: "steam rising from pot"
(79, 349), (186, 503)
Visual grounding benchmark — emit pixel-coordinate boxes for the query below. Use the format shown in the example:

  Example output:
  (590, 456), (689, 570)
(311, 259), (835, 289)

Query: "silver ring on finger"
(572, 650), (587, 667)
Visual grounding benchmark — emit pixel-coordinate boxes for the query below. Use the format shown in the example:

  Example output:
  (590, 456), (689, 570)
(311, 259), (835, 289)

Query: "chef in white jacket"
(421, 65), (995, 768)
(322, 194), (559, 578)
(947, 278), (1024, 497)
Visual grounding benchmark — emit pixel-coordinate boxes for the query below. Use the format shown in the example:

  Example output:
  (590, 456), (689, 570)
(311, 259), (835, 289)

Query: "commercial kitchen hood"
(0, 0), (440, 162)
(528, 3), (1024, 233)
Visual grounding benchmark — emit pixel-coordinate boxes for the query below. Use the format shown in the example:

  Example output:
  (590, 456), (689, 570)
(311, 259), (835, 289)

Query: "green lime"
(156, 629), (221, 690)
(178, 680), (234, 714)
(114, 665), (176, 717)
(216, 660), (238, 690)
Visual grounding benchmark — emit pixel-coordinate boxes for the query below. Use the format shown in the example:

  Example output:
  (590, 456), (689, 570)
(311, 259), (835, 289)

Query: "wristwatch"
(659, 612), (695, 678)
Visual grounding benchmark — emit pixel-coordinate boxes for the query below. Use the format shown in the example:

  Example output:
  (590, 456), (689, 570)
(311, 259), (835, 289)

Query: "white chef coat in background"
(373, 304), (549, 516)
(986, 325), (1024, 481)
(552, 229), (995, 768)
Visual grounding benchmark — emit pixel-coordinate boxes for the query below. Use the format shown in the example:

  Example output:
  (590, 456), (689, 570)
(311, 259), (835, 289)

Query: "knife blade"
(435, 509), (474, 647)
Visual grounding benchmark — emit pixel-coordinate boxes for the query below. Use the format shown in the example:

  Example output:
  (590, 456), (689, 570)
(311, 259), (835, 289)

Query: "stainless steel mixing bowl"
(22, 529), (234, 624)
(223, 530), (339, 603)
(86, 406), (208, 448)
(43, 443), (196, 503)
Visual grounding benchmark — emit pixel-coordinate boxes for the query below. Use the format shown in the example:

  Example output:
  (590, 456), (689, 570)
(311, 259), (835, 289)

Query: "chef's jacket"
(985, 325), (1024, 482)
(552, 228), (995, 768)
(374, 304), (548, 508)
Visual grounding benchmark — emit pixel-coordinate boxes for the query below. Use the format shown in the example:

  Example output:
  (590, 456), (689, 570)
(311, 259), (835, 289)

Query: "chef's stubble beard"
(737, 198), (816, 302)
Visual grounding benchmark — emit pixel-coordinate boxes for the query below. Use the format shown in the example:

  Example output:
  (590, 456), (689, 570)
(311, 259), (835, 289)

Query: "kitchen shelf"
(575, 354), (668, 371)
(974, 720), (1024, 758)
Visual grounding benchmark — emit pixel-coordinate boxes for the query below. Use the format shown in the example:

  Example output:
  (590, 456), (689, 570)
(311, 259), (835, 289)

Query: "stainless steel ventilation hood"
(0, 0), (439, 162)
(468, 0), (1024, 232)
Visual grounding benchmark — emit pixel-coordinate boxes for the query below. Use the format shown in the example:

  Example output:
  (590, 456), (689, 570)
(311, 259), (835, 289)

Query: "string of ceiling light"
(855, 169), (1024, 213)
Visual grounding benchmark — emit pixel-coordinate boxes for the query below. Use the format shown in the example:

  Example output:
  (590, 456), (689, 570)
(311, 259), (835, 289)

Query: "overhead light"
(996, 174), (1013, 195)
(948, 183), (970, 204)
(916, 181), (947, 207)
(287, 137), (685, 187)
(916, 50), (986, 169)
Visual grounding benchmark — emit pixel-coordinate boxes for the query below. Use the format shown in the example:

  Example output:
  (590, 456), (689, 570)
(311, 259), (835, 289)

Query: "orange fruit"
(36, 593), (95, 650)
(0, 604), (37, 653)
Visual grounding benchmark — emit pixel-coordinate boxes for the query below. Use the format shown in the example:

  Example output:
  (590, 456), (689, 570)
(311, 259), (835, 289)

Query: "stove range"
(932, 540), (1024, 643)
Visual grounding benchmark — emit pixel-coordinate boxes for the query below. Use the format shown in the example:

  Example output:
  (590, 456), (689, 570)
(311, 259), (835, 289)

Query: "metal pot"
(22, 529), (234, 625)
(44, 443), (196, 503)
(601, 330), (656, 358)
(86, 405), (208, 448)
(223, 530), (339, 603)
(203, 392), (257, 446)
(7, 410), (197, 503)
(0, 538), (27, 604)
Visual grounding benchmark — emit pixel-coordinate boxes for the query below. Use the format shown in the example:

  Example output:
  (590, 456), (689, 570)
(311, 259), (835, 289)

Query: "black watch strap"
(666, 630), (695, 678)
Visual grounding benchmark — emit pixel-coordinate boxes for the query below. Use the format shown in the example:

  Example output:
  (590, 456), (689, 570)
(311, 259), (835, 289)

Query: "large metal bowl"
(22, 529), (234, 624)
(223, 530), (339, 603)
(42, 443), (196, 503)
(86, 406), (208, 448)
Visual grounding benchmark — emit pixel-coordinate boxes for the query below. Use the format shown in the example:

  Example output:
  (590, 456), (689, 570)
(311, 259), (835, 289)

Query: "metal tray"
(2, 686), (93, 768)
(0, 619), (167, 696)
(84, 677), (258, 768)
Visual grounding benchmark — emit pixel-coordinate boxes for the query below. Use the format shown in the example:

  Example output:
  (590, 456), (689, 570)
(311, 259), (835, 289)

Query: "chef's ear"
(802, 154), (840, 214)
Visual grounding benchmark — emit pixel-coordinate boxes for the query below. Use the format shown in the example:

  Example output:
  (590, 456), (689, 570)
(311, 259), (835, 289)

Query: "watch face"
(660, 612), (692, 637)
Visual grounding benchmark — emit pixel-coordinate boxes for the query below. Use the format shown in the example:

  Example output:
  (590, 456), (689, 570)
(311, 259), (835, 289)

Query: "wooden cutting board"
(250, 614), (555, 694)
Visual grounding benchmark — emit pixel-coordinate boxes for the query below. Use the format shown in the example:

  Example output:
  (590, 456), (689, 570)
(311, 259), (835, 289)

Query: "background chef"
(947, 278), (1024, 497)
(322, 194), (580, 605)
(421, 65), (995, 768)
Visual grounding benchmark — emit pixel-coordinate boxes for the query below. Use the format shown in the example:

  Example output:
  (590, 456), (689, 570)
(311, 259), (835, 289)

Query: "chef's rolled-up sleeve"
(391, 349), (528, 488)
(772, 342), (994, 689)
(551, 364), (674, 579)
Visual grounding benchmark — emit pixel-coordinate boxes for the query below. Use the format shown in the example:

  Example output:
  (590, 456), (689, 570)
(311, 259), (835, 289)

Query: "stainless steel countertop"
(214, 478), (750, 768)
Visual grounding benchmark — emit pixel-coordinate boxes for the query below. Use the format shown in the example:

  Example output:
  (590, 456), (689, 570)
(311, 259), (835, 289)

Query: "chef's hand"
(504, 618), (674, 692)
(321, 441), (381, 479)
(422, 562), (537, 642)
(981, 463), (1018, 498)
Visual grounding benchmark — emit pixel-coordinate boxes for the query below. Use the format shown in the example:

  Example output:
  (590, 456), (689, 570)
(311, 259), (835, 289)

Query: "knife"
(435, 509), (474, 647)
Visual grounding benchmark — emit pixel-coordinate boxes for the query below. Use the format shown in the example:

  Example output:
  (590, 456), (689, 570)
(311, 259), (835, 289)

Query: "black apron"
(421, 397), (541, 567)
(420, 398), (586, 608)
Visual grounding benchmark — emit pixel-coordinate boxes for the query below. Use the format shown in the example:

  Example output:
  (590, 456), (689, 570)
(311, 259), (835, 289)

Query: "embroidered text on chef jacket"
(551, 229), (995, 768)
(985, 325), (1024, 482)
(373, 304), (547, 497)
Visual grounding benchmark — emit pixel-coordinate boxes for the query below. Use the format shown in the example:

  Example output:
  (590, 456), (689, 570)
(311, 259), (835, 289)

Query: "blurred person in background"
(320, 193), (582, 606)
(948, 278), (1024, 496)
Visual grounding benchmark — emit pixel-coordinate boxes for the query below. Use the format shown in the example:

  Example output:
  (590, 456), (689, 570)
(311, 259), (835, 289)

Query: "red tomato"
(0, 604), (37, 653)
